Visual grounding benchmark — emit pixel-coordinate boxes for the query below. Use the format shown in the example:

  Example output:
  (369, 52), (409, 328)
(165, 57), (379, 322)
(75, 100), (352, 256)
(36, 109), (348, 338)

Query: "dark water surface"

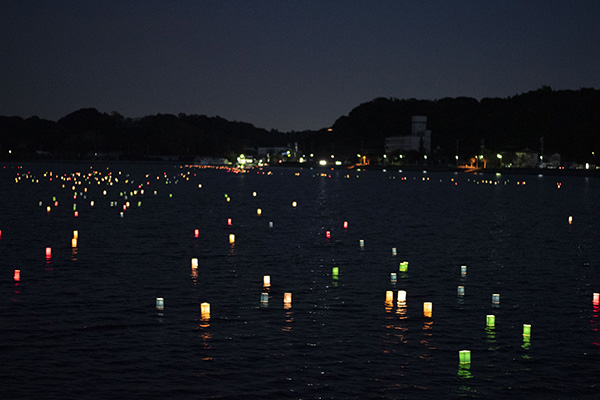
(1, 163), (599, 399)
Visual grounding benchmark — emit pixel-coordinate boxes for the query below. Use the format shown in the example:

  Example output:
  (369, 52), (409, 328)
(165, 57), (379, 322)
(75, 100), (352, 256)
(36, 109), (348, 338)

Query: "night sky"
(1, 0), (599, 132)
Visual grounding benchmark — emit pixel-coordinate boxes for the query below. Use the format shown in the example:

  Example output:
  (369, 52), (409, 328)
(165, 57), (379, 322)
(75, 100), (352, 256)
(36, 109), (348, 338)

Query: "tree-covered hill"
(1, 87), (599, 164)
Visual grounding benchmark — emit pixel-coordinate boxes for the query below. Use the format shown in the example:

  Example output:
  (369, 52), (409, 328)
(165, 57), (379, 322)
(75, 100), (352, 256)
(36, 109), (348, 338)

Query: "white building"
(385, 116), (432, 155)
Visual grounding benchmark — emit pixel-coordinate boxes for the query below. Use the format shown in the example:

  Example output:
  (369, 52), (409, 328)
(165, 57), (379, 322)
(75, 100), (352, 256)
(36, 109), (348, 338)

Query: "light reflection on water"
(2, 164), (600, 399)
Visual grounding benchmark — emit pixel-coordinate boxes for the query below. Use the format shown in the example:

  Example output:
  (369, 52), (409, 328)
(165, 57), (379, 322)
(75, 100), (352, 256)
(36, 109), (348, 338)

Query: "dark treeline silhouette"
(1, 86), (599, 164)
(300, 86), (600, 164)
(0, 109), (288, 161)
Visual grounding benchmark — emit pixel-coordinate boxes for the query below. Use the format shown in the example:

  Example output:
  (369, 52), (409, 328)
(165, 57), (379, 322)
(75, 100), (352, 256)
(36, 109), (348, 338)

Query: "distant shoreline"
(2, 159), (599, 178)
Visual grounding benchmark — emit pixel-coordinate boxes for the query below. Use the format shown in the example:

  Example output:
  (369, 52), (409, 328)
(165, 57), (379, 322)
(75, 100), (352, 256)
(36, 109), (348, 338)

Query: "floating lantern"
(90, 201), (94, 207)
(593, 293), (600, 306)
(283, 292), (292, 306)
(343, 221), (348, 229)
(390, 272), (397, 282)
(229, 234), (235, 244)
(261, 292), (268, 303)
(423, 302), (432, 317)
(492, 293), (500, 304)
(227, 197), (230, 202)
(399, 261), (408, 272)
(252, 191), (257, 197)
(201, 302), (210, 319)
(191, 258), (198, 269)
(74, 211), (79, 217)
(257, 208), (262, 216)
(568, 216), (573, 225)
(269, 221), (273, 228)
(194, 229), (199, 238)
(397, 290), (407, 303)
(73, 204), (77, 211)
(73, 230), (78, 239)
(227, 218), (232, 226)
(461, 265), (467, 276)
(392, 247), (397, 256)
(120, 212), (124, 218)
(292, 201), (297, 208)
(54, 201), (59, 207)
(486, 314), (495, 327)
(263, 275), (271, 287)
(14, 269), (20, 281)
(46, 206), (51, 213)
(359, 239), (364, 247)
(332, 267), (339, 276)
(457, 286), (465, 296)
(386, 291), (393, 302)
(459, 350), (471, 364)
(0, 230), (2, 239)
(156, 297), (164, 310)
(71, 238), (77, 248)
(326, 231), (331, 239)
(45, 247), (51, 258)
(523, 324), (531, 337)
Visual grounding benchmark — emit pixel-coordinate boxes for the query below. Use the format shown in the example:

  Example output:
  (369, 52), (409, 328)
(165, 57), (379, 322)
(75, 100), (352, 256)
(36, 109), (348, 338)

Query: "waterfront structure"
(384, 116), (432, 156)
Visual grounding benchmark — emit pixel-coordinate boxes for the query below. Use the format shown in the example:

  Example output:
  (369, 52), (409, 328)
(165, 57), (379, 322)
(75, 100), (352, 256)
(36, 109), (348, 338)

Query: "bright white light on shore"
(335, 161), (342, 166)
(319, 160), (327, 166)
